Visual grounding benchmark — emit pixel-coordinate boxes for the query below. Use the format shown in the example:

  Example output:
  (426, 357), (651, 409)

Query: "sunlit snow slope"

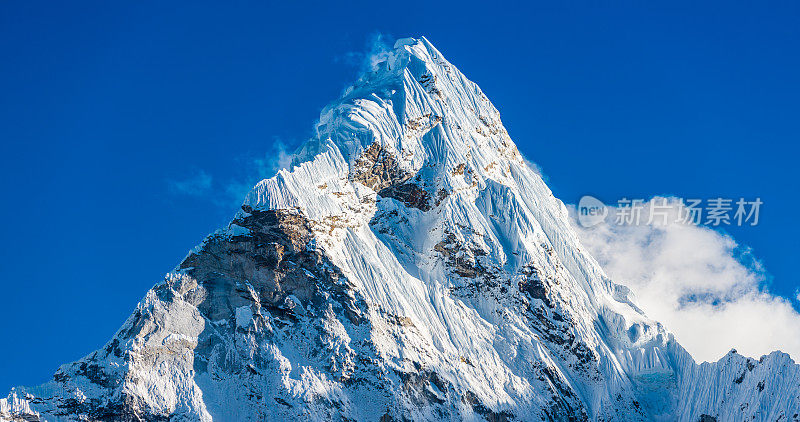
(3, 37), (799, 422)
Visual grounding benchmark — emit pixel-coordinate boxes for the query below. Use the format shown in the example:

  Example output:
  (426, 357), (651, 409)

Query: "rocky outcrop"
(350, 143), (432, 211)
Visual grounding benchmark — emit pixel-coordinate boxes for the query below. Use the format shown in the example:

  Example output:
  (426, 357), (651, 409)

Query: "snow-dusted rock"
(2, 37), (798, 422)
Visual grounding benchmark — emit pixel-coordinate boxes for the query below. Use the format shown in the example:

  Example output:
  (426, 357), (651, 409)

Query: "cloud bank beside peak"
(570, 197), (800, 363)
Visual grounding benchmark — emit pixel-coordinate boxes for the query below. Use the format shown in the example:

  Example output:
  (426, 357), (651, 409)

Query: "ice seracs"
(2, 36), (799, 422)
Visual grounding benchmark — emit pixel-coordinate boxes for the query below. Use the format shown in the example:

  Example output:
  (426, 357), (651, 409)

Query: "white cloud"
(570, 197), (800, 362)
(167, 170), (213, 196)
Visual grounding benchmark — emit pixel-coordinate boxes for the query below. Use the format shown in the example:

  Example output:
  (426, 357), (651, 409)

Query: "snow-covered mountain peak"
(3, 36), (799, 422)
(286, 36), (513, 175)
(243, 37), (533, 253)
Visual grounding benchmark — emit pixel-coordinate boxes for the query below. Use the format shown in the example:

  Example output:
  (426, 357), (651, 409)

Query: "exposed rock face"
(180, 206), (365, 325)
(3, 37), (799, 422)
(351, 143), (432, 211)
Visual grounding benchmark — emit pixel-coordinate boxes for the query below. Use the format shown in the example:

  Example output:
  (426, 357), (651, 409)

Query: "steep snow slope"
(2, 37), (799, 422)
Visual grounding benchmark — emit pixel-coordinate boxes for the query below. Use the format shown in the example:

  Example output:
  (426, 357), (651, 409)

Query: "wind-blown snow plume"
(168, 140), (298, 209)
(222, 140), (296, 206)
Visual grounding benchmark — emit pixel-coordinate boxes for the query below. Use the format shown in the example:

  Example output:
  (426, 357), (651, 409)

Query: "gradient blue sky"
(1, 1), (798, 391)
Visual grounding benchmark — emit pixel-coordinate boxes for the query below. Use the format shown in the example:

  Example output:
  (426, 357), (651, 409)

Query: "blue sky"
(1, 1), (799, 391)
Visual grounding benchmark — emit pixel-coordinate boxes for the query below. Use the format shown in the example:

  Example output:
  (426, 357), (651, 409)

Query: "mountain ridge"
(2, 36), (798, 422)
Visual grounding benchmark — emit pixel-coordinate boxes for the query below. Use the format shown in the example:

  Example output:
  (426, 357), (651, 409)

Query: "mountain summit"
(3, 36), (799, 422)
